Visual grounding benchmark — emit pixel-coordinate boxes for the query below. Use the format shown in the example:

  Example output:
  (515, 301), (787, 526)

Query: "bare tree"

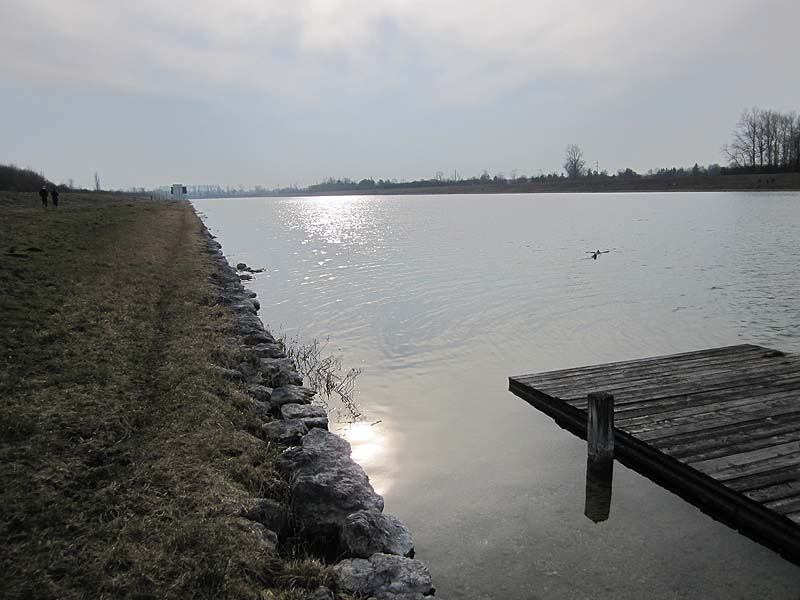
(94, 172), (101, 191)
(793, 114), (800, 169)
(564, 144), (586, 178)
(724, 107), (759, 167)
(724, 107), (800, 170)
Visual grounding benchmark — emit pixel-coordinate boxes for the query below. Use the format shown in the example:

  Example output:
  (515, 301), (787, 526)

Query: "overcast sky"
(2, 0), (799, 189)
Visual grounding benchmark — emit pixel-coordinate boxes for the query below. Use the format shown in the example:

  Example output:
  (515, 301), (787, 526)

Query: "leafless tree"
(723, 108), (759, 167)
(793, 114), (800, 169)
(564, 144), (586, 178)
(724, 107), (800, 170)
(94, 172), (101, 191)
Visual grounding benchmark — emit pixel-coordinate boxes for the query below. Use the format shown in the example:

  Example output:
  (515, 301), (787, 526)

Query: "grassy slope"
(0, 193), (329, 599)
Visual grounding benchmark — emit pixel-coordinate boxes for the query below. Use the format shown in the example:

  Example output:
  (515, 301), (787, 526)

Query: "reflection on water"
(585, 458), (614, 523)
(195, 192), (800, 600)
(339, 421), (391, 497)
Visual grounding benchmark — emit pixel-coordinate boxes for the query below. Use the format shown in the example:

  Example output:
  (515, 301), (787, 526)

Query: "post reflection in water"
(584, 457), (614, 523)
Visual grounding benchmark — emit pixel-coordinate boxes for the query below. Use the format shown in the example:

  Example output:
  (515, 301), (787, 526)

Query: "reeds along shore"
(0, 193), (333, 599)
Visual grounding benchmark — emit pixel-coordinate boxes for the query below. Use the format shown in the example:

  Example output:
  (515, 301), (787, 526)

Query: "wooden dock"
(508, 344), (800, 564)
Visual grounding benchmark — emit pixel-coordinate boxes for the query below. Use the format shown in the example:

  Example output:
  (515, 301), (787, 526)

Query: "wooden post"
(587, 391), (614, 461)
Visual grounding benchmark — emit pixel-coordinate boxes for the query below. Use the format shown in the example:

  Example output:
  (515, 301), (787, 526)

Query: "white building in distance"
(171, 184), (187, 199)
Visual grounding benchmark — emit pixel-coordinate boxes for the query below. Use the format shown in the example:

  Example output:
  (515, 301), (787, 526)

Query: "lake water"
(194, 192), (800, 599)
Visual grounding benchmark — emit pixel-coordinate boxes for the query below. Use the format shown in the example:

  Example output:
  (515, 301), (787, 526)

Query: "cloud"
(1, 0), (787, 106)
(3, 0), (799, 188)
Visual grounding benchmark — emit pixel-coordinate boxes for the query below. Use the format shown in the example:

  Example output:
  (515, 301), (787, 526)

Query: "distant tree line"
(723, 107), (800, 172)
(156, 108), (800, 198)
(0, 164), (100, 192)
(0, 164), (53, 192)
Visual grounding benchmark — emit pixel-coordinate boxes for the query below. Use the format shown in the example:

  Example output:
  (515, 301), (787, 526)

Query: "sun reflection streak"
(336, 420), (391, 496)
(295, 196), (377, 247)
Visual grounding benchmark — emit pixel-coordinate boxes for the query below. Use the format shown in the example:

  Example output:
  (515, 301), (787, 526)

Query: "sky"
(1, 0), (799, 190)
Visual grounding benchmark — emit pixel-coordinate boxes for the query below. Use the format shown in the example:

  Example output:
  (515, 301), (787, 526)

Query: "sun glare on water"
(337, 420), (390, 496)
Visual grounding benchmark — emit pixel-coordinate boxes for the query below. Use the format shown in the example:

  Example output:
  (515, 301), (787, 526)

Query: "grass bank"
(0, 193), (330, 599)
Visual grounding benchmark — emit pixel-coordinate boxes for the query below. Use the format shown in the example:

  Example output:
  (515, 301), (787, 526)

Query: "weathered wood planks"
(509, 344), (800, 565)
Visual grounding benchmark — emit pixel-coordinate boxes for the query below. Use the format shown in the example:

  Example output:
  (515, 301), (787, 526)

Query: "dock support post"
(587, 391), (614, 462)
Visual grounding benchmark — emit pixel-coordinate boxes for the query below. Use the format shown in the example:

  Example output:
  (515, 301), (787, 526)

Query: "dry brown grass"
(0, 193), (331, 599)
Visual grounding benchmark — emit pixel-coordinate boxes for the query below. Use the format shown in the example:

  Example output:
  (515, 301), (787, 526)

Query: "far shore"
(190, 172), (800, 200)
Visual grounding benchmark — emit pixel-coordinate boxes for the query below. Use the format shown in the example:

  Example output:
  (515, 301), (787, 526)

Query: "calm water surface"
(194, 192), (800, 599)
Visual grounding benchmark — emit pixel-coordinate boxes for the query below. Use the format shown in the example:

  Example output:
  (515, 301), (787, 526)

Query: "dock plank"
(627, 397), (800, 440)
(520, 351), (787, 392)
(564, 372), (800, 408)
(726, 465), (800, 493)
(616, 389), (800, 429)
(542, 362), (800, 403)
(600, 380), (800, 420)
(649, 412), (800, 450)
(691, 441), (800, 475)
(660, 426), (800, 463)
(509, 343), (800, 565)
(515, 344), (767, 382)
(764, 495), (800, 515)
(744, 480), (800, 503)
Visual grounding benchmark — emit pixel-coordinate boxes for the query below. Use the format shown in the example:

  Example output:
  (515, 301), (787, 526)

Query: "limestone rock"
(238, 361), (261, 381)
(243, 332), (275, 346)
(368, 594), (438, 600)
(305, 587), (333, 600)
(270, 385), (315, 408)
(340, 509), (414, 558)
(243, 521), (278, 552)
(276, 429), (383, 540)
(236, 262), (265, 273)
(215, 293), (240, 305)
(334, 553), (432, 599)
(260, 357), (303, 387)
(231, 300), (258, 314)
(262, 419), (308, 445)
(253, 400), (271, 420)
(276, 427), (351, 474)
(235, 313), (265, 336)
(252, 342), (286, 359)
(260, 356), (297, 372)
(281, 403), (328, 430)
(246, 384), (273, 403)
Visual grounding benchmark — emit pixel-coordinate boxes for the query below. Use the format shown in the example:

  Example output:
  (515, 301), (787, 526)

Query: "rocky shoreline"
(200, 224), (438, 600)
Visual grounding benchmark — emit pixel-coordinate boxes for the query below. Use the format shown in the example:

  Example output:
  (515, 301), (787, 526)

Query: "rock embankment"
(201, 228), (438, 600)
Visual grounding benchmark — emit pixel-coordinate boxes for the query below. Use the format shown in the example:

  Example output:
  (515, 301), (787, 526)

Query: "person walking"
(39, 186), (48, 207)
(51, 188), (59, 208)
